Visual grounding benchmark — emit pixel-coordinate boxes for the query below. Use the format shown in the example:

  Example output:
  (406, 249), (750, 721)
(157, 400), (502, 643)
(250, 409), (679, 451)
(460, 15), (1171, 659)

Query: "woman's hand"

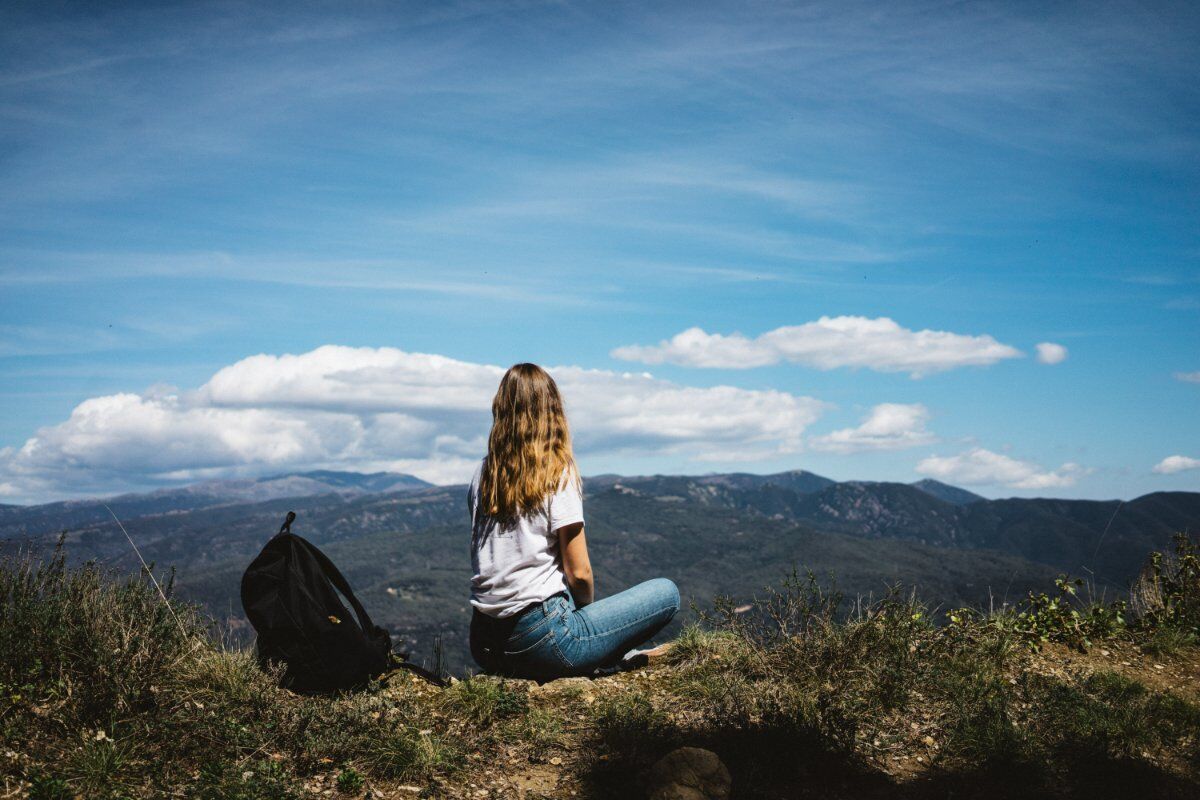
(556, 522), (594, 607)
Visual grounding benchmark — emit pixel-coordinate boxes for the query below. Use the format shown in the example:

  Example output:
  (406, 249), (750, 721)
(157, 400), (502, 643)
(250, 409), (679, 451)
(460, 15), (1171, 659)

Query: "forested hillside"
(4, 470), (1197, 673)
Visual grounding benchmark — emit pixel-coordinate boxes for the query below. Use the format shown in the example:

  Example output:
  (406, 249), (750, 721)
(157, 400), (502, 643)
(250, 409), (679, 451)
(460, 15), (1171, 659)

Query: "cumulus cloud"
(1174, 371), (1200, 384)
(1035, 342), (1068, 365)
(0, 345), (827, 501)
(809, 403), (937, 454)
(1153, 455), (1200, 475)
(916, 447), (1088, 490)
(610, 316), (1022, 378)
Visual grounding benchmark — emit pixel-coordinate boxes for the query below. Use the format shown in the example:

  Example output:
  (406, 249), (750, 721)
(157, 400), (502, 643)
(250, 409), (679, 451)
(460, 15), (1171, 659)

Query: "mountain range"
(2, 469), (1196, 673)
(0, 470), (432, 538)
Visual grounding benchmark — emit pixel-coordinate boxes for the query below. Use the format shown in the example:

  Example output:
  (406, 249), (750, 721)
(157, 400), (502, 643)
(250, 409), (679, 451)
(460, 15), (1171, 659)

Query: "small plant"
(445, 677), (528, 726)
(512, 707), (564, 753)
(592, 691), (669, 753)
(336, 765), (365, 794)
(25, 772), (72, 800)
(1132, 533), (1200, 635)
(709, 568), (846, 645)
(359, 725), (461, 780)
(194, 759), (300, 800)
(1139, 625), (1199, 657)
(64, 736), (134, 796)
(1013, 576), (1125, 651)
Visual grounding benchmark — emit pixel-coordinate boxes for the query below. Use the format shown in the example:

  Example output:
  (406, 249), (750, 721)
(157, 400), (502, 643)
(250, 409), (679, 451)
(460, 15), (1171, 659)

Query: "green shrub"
(1133, 533), (1200, 635)
(444, 676), (528, 726)
(1011, 576), (1127, 651)
(0, 540), (206, 729)
(1139, 625), (1199, 657)
(932, 632), (1031, 769)
(336, 765), (365, 794)
(25, 772), (71, 800)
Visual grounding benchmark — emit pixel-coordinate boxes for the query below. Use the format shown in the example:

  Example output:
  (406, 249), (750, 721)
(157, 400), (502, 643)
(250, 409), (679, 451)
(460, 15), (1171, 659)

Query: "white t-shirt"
(468, 458), (585, 618)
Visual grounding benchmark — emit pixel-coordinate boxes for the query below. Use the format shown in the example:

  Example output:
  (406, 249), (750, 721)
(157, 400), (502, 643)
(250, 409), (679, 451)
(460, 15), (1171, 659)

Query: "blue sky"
(1, 0), (1197, 503)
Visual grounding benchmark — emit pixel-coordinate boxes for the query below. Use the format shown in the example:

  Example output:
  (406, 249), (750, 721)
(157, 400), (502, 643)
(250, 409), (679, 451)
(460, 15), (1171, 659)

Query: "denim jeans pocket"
(511, 609), (551, 639)
(503, 620), (576, 676)
(549, 627), (576, 669)
(503, 626), (554, 657)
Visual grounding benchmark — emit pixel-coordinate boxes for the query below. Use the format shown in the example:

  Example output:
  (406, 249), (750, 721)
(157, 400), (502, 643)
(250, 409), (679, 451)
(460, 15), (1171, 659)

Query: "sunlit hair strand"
(480, 363), (580, 523)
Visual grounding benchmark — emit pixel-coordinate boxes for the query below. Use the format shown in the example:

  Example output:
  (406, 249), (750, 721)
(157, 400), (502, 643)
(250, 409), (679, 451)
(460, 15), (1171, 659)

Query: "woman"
(468, 363), (679, 679)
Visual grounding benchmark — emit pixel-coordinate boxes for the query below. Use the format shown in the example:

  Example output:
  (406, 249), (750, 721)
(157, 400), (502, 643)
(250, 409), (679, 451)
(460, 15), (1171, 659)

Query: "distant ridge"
(278, 470), (431, 494)
(0, 470), (431, 538)
(909, 479), (985, 505)
(586, 468), (836, 496)
(694, 469), (837, 495)
(160, 469), (432, 502)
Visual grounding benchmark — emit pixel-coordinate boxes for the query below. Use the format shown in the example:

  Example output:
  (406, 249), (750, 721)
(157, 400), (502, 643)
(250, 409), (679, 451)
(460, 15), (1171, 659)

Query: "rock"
(646, 747), (731, 800)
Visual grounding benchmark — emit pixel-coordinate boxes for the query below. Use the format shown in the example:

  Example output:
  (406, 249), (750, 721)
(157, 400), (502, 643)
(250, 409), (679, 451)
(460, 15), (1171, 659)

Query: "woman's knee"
(646, 577), (680, 616)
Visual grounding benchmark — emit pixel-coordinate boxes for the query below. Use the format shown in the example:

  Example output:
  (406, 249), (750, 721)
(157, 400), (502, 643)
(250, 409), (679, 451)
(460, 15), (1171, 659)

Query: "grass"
(584, 540), (1200, 798)
(2, 535), (1199, 798)
(0, 542), (461, 797)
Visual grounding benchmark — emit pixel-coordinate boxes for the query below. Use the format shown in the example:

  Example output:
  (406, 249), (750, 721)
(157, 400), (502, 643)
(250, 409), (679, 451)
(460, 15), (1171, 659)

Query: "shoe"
(625, 642), (674, 663)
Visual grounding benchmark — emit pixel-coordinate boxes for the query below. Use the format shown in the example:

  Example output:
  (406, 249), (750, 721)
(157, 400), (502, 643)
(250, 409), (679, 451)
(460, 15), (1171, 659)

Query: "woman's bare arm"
(557, 522), (593, 607)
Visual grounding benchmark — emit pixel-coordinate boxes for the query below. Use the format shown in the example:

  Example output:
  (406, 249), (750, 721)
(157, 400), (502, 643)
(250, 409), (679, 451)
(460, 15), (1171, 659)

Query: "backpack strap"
(299, 536), (378, 635)
(390, 656), (450, 687)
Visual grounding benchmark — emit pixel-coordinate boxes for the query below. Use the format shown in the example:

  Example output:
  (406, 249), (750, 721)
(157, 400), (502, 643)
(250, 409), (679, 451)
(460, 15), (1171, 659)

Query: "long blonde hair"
(480, 363), (580, 522)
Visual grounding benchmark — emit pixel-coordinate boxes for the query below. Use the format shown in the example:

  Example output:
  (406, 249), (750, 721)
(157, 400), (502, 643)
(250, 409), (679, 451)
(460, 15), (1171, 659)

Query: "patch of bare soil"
(1031, 640), (1200, 699)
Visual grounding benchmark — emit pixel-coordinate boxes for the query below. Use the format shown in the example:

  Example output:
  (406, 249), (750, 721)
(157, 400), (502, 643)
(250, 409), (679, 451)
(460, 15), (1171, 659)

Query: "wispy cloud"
(10, 0), (1190, 275)
(0, 55), (138, 88)
(0, 311), (241, 357)
(0, 324), (124, 357)
(0, 250), (610, 307)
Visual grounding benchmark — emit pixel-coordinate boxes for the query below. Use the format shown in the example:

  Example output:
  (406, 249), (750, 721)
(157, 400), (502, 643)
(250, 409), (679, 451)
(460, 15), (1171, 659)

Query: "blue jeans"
(470, 578), (680, 679)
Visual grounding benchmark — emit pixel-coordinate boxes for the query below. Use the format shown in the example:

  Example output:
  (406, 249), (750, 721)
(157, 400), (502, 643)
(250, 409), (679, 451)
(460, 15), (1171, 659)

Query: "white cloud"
(810, 403), (937, 454)
(1174, 371), (1200, 384)
(1153, 455), (1200, 475)
(611, 316), (1023, 378)
(0, 345), (828, 502)
(916, 447), (1088, 490)
(1035, 342), (1068, 365)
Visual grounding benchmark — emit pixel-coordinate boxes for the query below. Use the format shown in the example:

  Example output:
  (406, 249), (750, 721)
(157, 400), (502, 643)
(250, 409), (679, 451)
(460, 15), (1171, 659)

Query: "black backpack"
(240, 512), (394, 694)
